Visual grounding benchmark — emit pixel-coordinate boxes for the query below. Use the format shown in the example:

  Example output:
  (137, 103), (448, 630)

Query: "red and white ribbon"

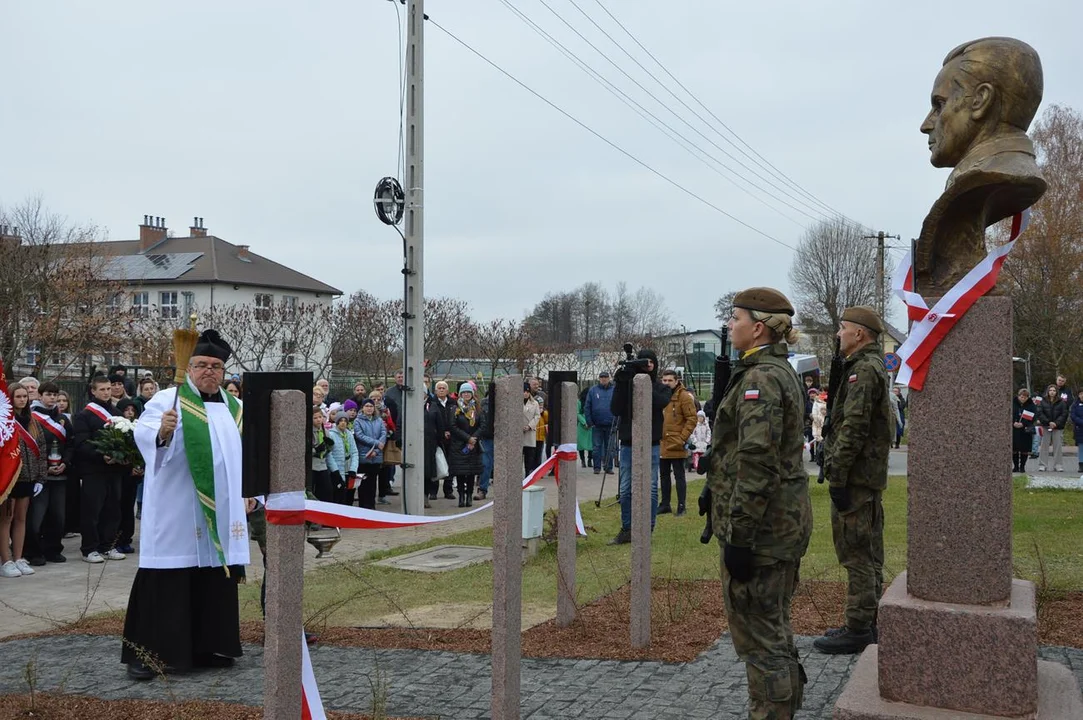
(300, 628), (326, 720)
(266, 443), (585, 535)
(31, 411), (66, 440)
(85, 402), (114, 424)
(893, 209), (1031, 391)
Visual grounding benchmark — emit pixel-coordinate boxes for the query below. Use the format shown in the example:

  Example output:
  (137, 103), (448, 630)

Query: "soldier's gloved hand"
(697, 486), (711, 517)
(613, 367), (636, 383)
(829, 485), (851, 512)
(723, 544), (755, 582)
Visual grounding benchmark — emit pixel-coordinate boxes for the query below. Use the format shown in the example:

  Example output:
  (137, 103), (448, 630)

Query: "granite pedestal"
(834, 297), (1083, 718)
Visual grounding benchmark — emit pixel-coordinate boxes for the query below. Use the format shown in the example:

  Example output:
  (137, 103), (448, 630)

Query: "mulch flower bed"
(13, 580), (1083, 666)
(0, 694), (431, 720)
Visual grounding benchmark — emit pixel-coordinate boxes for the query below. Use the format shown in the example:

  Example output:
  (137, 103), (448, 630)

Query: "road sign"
(884, 352), (901, 372)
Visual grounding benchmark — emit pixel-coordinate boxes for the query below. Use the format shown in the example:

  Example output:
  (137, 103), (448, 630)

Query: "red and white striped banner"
(300, 628), (326, 720)
(892, 209), (1031, 391)
(267, 442), (585, 719)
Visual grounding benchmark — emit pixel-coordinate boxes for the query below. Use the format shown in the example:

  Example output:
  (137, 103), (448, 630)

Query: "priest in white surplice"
(123, 329), (250, 681)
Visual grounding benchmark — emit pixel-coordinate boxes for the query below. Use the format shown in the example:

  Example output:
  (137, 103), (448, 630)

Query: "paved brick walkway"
(1, 633), (1081, 718)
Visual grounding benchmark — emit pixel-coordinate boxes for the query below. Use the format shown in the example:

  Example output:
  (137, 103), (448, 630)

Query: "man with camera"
(607, 348), (673, 545)
(813, 306), (892, 656)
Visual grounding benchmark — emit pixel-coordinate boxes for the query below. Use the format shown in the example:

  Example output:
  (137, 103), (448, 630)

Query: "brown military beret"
(841, 306), (883, 334)
(732, 287), (794, 316)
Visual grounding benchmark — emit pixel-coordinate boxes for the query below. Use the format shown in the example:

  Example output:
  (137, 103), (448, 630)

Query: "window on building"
(24, 345), (40, 367)
(102, 348), (120, 367)
(693, 342), (705, 352)
(131, 292), (149, 318)
(160, 291), (179, 319)
(49, 352), (65, 366)
(668, 341), (681, 353)
(255, 293), (273, 321)
(282, 295), (298, 322)
(182, 291), (195, 320)
(281, 340), (297, 368)
(106, 292), (121, 313)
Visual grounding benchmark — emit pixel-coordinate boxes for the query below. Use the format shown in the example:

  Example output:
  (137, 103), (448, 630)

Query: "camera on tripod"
(616, 342), (652, 375)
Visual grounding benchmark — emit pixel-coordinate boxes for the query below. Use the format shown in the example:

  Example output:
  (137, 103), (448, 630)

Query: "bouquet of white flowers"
(88, 416), (145, 469)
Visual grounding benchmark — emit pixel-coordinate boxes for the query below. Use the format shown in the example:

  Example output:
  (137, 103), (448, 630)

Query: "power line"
(531, 0), (841, 224)
(426, 16), (796, 251)
(589, 0), (862, 227)
(496, 0), (809, 228)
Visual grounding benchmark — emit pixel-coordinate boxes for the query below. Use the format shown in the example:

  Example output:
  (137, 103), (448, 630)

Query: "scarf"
(457, 397), (477, 427)
(178, 382), (243, 570)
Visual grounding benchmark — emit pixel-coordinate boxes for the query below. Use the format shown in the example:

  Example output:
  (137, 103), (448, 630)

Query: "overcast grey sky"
(2, 1), (1080, 331)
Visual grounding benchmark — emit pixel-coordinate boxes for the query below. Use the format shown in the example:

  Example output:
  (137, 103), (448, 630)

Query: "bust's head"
(920, 37), (1043, 168)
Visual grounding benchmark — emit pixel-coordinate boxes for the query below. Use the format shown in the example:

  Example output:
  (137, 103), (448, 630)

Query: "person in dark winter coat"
(25, 382), (75, 566)
(1070, 389), (1083, 473)
(447, 384), (484, 507)
(432, 381), (457, 499)
(422, 395), (441, 507)
(1012, 388), (1037, 473)
(1036, 384), (1069, 472)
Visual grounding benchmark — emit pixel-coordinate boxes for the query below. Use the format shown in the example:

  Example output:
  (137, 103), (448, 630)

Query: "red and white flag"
(0, 358), (23, 504)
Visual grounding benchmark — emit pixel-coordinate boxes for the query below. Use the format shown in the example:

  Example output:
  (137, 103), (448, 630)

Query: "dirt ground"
(0, 694), (430, 720)
(23, 579), (1083, 665)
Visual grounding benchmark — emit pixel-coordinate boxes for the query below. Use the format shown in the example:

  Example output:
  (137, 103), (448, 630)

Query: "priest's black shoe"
(657, 504), (672, 515)
(194, 653), (235, 669)
(813, 627), (874, 655)
(127, 661), (155, 681)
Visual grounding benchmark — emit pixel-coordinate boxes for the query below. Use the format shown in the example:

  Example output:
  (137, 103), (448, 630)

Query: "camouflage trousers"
(721, 555), (806, 720)
(830, 487), (884, 631)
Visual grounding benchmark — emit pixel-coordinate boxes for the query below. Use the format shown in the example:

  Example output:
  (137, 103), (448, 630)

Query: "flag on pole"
(0, 357), (23, 504)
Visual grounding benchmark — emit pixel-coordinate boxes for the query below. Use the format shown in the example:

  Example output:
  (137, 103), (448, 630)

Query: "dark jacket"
(1055, 384), (1074, 407)
(447, 403), (484, 476)
(1070, 400), (1083, 436)
(423, 398), (441, 480)
(584, 382), (616, 427)
(384, 384), (405, 428)
(30, 402), (74, 482)
(1013, 397), (1037, 453)
(71, 399), (120, 477)
(478, 390), (495, 440)
(610, 349), (673, 445)
(1036, 397), (1068, 429)
(433, 396), (457, 448)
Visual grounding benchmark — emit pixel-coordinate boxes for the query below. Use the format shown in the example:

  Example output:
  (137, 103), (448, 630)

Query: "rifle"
(698, 327), (732, 544)
(817, 337), (844, 484)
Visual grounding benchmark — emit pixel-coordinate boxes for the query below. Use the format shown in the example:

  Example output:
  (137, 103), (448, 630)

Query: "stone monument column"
(556, 381), (579, 628)
(834, 37), (1083, 719)
(263, 390), (307, 720)
(630, 373), (652, 649)
(492, 374), (524, 720)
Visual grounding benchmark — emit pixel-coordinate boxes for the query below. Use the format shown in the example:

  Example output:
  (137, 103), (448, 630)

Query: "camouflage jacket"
(707, 343), (812, 561)
(824, 344), (892, 490)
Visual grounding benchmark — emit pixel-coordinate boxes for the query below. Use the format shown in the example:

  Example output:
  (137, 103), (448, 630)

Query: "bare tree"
(713, 290), (737, 325)
(0, 196), (121, 379)
(331, 291), (401, 385)
(471, 318), (530, 381)
(1003, 104), (1083, 384)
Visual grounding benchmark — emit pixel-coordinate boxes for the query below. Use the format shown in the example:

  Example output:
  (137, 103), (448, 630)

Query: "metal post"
(402, 0), (425, 515)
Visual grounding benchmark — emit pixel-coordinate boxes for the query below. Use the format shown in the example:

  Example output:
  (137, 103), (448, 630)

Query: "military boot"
(607, 528), (631, 545)
(813, 627), (874, 655)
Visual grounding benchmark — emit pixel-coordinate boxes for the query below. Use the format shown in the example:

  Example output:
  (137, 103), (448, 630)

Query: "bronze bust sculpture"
(915, 37), (1046, 295)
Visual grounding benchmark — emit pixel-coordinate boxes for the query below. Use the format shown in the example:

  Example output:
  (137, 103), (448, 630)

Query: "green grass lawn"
(240, 475), (1083, 628)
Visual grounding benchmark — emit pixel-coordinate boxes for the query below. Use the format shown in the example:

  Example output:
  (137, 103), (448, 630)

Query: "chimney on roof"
(0, 224), (21, 251)
(189, 216), (208, 238)
(236, 244), (251, 262)
(139, 214), (167, 252)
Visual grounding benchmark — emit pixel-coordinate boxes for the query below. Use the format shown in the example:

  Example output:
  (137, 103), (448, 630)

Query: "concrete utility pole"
(865, 231), (900, 321)
(402, 0), (425, 515)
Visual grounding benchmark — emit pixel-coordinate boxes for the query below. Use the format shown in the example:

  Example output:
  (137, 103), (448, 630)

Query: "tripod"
(594, 416), (622, 508)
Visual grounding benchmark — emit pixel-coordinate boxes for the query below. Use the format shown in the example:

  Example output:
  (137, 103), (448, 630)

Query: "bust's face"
(921, 59), (982, 168)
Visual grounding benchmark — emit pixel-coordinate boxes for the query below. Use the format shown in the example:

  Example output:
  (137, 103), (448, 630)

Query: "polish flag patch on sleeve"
(743, 389), (760, 401)
(848, 374), (858, 383)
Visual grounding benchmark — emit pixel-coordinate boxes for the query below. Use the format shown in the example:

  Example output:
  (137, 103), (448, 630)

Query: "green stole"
(178, 383), (243, 568)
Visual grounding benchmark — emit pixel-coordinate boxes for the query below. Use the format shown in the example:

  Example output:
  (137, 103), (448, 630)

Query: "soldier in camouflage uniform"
(707, 287), (812, 720)
(813, 306), (893, 655)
